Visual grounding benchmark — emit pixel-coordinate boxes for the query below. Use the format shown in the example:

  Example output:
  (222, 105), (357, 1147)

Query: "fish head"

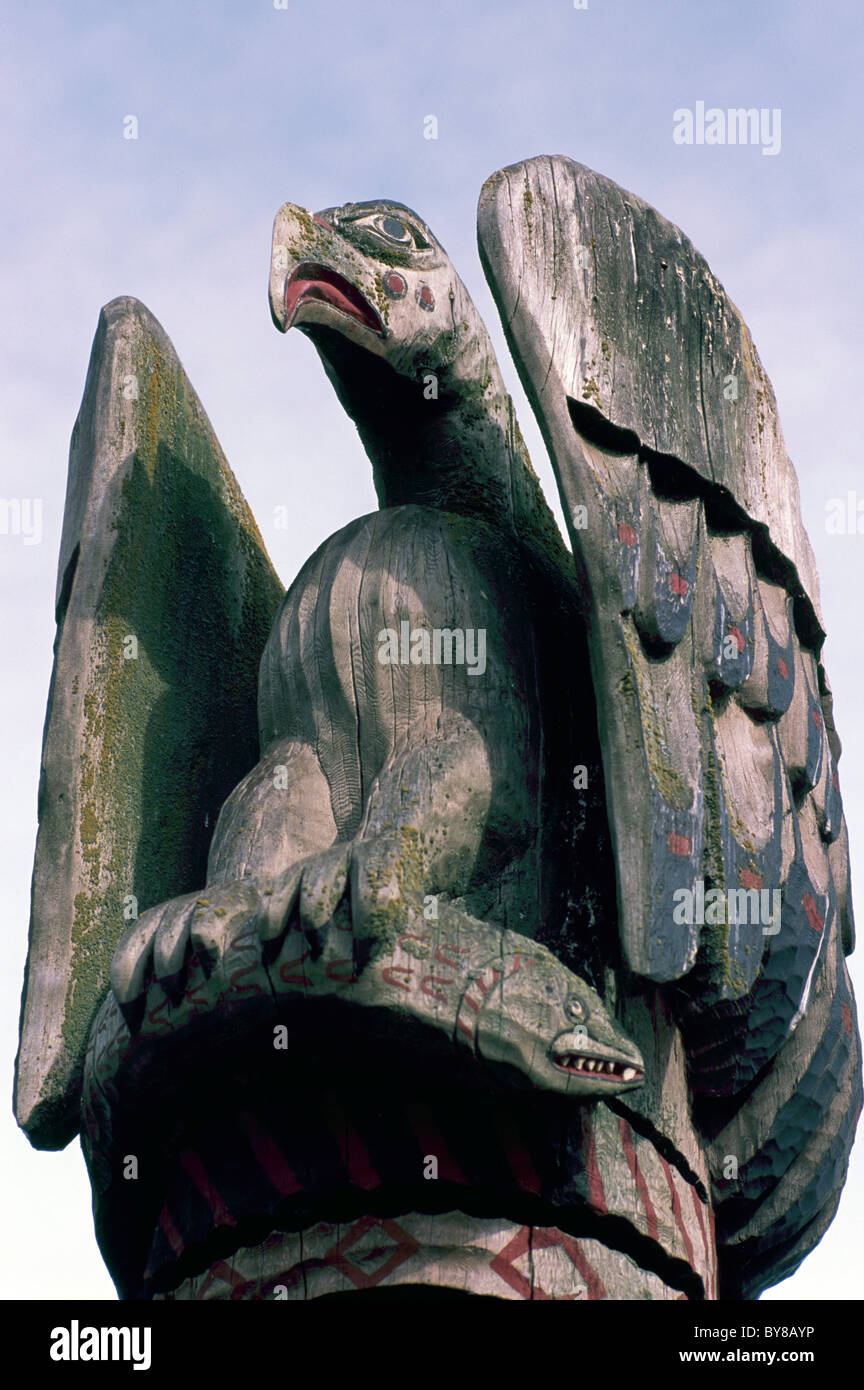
(477, 954), (645, 1096)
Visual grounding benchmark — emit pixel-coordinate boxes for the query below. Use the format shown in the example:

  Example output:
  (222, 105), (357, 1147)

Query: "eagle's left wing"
(478, 155), (861, 1296)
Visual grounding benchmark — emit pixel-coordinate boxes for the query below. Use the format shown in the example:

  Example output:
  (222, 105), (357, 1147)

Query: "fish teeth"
(554, 1053), (640, 1080)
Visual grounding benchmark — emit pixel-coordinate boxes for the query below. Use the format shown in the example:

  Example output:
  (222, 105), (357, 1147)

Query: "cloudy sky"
(1, 0), (861, 1300)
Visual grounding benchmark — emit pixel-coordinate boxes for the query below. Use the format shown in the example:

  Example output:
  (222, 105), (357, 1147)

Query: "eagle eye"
(343, 210), (431, 252)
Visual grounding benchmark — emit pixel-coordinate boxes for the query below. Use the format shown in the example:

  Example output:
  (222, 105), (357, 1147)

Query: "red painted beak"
(284, 261), (384, 337)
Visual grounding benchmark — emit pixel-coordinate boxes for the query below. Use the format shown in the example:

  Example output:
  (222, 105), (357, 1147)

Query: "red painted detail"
(284, 262), (383, 335)
(668, 571), (689, 597)
(506, 954), (523, 978)
(384, 271), (406, 296)
(144, 994), (173, 1037)
(381, 965), (413, 991)
(180, 1149), (236, 1228)
(491, 1104), (543, 1196)
(739, 869), (763, 891)
(416, 284), (434, 308)
(320, 1094), (379, 1191)
(228, 959), (266, 997)
(238, 1111), (303, 1197)
(618, 1118), (659, 1242)
(833, 770), (841, 792)
(312, 214), (332, 230)
(194, 1260), (248, 1301)
(777, 657), (789, 681)
(323, 1215), (419, 1290)
(228, 921), (258, 953)
(802, 893), (824, 933)
(617, 522), (638, 548)
(403, 1102), (465, 1185)
(420, 974), (453, 1003)
(157, 1204), (185, 1258)
(325, 957), (358, 983)
(581, 1109), (607, 1214)
(689, 1185), (716, 1301)
(811, 708), (823, 729)
(842, 1002), (853, 1038)
(278, 949), (314, 987)
(457, 966), (501, 1042)
(398, 931), (431, 948)
(727, 625), (746, 653)
(435, 945), (468, 969)
(667, 833), (692, 857)
(659, 1156), (698, 1273)
(490, 1225), (606, 1301)
(707, 1200), (716, 1268)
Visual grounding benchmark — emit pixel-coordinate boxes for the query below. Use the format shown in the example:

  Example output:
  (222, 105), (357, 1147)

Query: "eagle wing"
(478, 155), (861, 1295)
(15, 298), (284, 1150)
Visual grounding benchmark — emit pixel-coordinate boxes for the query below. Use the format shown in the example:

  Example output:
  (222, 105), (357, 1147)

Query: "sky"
(1, 0), (862, 1301)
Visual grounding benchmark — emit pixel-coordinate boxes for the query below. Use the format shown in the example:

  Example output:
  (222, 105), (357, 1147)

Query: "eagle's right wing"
(15, 298), (284, 1152)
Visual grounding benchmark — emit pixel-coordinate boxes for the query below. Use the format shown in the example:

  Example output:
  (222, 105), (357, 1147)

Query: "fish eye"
(566, 998), (586, 1021)
(344, 210), (431, 252)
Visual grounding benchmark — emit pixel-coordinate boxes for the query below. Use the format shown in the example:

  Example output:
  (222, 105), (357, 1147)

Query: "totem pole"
(15, 156), (861, 1301)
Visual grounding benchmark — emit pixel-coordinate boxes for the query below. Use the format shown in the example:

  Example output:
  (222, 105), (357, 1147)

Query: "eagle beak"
(268, 203), (385, 341)
(282, 262), (385, 338)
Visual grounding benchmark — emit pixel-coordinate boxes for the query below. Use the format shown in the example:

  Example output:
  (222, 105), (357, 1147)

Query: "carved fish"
(94, 886), (644, 1104)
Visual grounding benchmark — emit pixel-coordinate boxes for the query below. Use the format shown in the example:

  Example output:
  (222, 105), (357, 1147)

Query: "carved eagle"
(15, 157), (860, 1301)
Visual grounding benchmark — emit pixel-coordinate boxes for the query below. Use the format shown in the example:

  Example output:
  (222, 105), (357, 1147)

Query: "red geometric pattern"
(490, 1225), (606, 1300)
(156, 1216), (694, 1302)
(618, 1117), (659, 1241)
(323, 1215), (419, 1289)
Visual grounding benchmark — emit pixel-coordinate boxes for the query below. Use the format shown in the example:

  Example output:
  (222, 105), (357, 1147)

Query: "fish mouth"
(550, 1032), (644, 1084)
(551, 1053), (643, 1084)
(283, 262), (385, 338)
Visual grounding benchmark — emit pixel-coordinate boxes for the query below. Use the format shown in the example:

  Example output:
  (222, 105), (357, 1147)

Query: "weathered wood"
(153, 1217), (688, 1301)
(477, 154), (860, 1297)
(74, 197), (721, 1303)
(23, 165), (859, 1302)
(478, 155), (823, 631)
(15, 299), (283, 1149)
